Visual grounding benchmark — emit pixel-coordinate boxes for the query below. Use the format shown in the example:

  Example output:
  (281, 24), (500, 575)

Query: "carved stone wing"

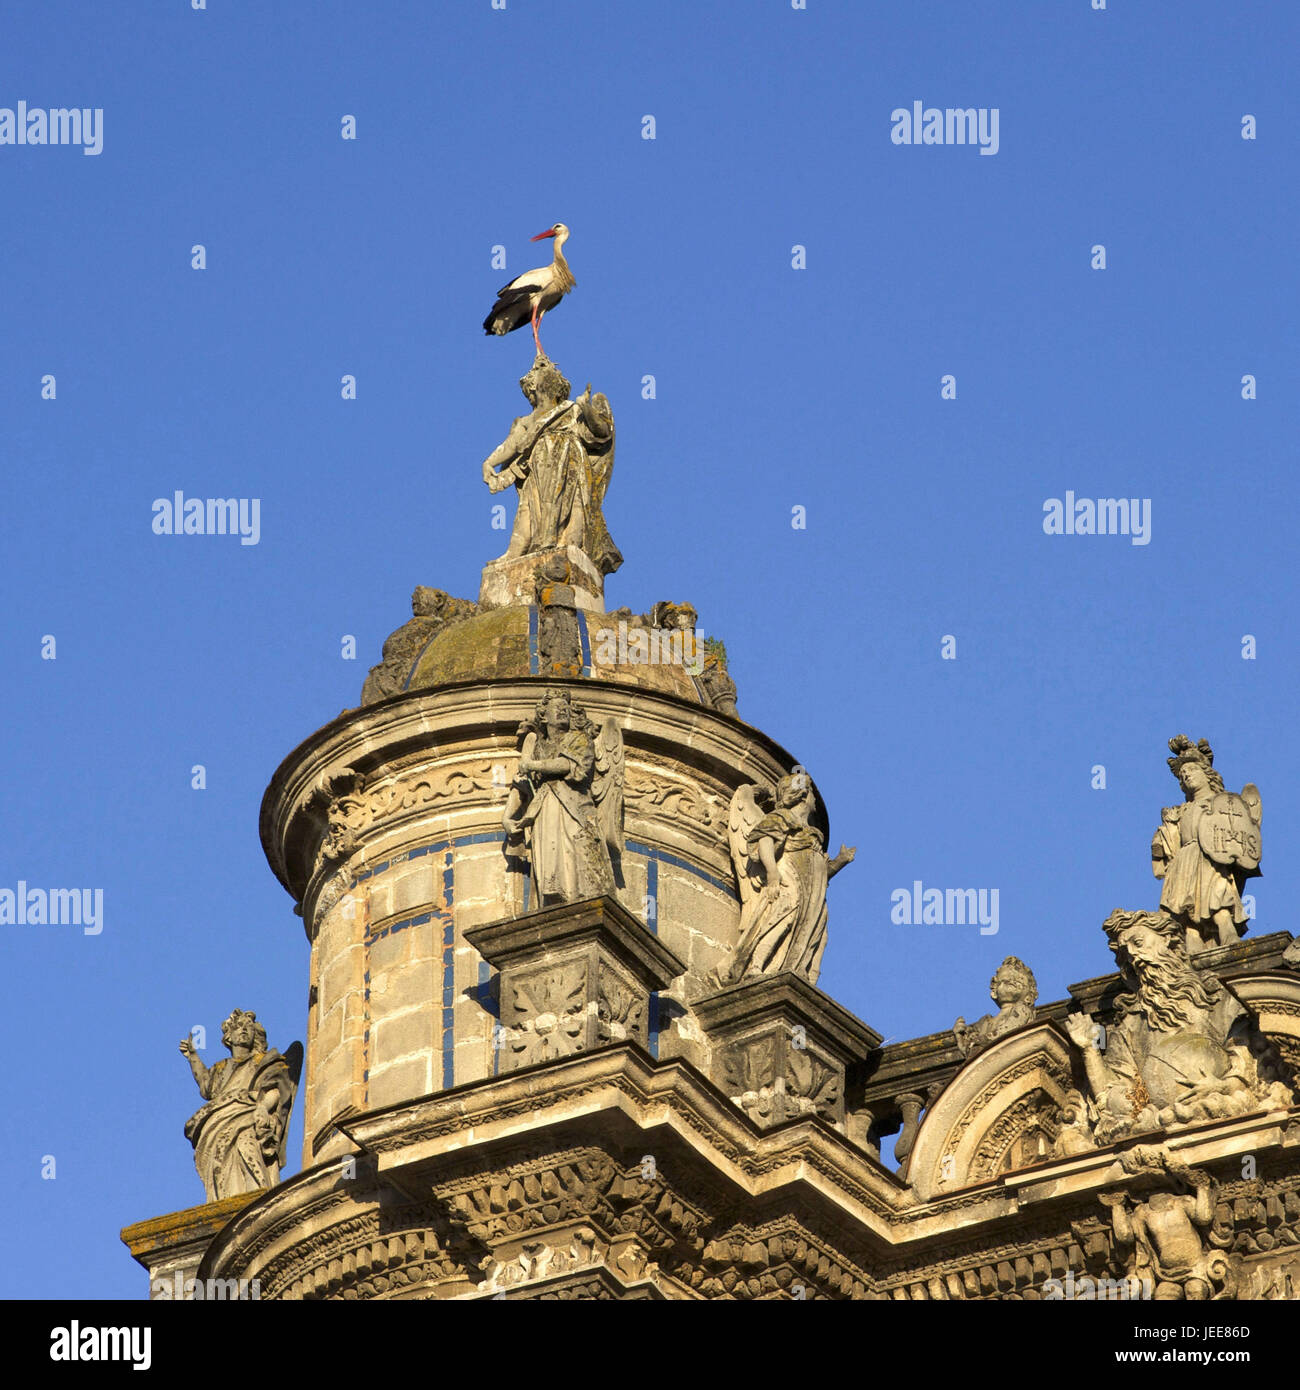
(581, 392), (615, 508)
(277, 1041), (304, 1168)
(591, 718), (625, 854)
(728, 784), (769, 904)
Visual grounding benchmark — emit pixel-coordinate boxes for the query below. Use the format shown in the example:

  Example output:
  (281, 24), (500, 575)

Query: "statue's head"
(412, 586), (448, 618)
(222, 1009), (268, 1053)
(1167, 735), (1225, 797)
(535, 690), (573, 734)
(521, 358), (570, 408)
(1104, 910), (1220, 1031)
(776, 770), (811, 809)
(990, 956), (1037, 1009)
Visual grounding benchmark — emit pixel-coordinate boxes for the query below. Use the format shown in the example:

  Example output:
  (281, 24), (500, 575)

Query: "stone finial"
(180, 1010), (302, 1203)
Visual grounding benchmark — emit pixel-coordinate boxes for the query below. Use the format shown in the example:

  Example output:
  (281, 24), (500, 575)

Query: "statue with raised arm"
(721, 773), (855, 987)
(481, 355), (621, 580)
(1100, 1146), (1234, 1300)
(1151, 735), (1260, 952)
(179, 1010), (302, 1203)
(1062, 910), (1292, 1145)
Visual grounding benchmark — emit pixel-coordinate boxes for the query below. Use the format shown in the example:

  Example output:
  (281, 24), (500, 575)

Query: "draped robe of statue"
(518, 725), (616, 904)
(735, 808), (830, 982)
(184, 1048), (298, 1202)
(506, 392), (621, 576)
(1152, 791), (1248, 930)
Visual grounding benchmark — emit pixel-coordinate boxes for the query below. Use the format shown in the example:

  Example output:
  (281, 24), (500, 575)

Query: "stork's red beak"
(530, 228), (558, 240)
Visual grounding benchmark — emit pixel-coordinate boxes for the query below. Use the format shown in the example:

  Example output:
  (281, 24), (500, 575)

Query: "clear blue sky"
(2, 1), (1295, 1298)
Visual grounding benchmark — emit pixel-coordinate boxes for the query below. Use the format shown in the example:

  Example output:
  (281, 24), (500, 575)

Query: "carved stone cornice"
(260, 679), (828, 917)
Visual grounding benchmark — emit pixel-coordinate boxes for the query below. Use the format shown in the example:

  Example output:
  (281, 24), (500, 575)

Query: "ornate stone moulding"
(906, 1023), (1075, 1202)
(261, 677), (827, 933)
(183, 1039), (1300, 1300)
(1216, 969), (1300, 1074)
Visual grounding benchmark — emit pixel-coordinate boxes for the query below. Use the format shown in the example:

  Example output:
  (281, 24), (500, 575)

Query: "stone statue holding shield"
(1151, 735), (1261, 952)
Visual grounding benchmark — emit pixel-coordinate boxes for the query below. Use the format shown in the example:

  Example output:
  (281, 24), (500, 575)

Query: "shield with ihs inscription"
(1198, 792), (1261, 871)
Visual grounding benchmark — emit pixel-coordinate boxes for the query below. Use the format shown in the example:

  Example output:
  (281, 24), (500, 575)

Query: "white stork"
(482, 223), (575, 356)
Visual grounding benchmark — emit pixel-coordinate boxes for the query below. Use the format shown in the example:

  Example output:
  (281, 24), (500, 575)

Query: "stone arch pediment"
(907, 1023), (1074, 1201)
(1225, 971), (1300, 1078)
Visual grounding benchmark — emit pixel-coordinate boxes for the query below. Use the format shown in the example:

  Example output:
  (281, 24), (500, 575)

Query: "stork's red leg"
(530, 304), (541, 355)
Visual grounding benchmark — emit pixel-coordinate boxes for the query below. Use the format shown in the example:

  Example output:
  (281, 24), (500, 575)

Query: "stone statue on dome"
(480, 355), (621, 590)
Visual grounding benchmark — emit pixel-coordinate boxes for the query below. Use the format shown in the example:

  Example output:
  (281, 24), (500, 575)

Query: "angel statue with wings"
(502, 689), (624, 913)
(1152, 736), (1261, 952)
(721, 772), (855, 987)
(481, 357), (622, 581)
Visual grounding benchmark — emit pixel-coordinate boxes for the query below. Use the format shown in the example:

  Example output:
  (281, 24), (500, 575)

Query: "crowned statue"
(1152, 735), (1260, 952)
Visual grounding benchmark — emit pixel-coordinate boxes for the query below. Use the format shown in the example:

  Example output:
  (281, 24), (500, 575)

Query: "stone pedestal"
(466, 895), (685, 1072)
(479, 545), (606, 612)
(693, 973), (881, 1130)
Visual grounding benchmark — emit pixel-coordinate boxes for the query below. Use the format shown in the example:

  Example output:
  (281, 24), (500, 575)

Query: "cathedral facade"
(122, 352), (1300, 1302)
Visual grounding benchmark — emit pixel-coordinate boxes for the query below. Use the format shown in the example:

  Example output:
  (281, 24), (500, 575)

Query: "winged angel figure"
(721, 774), (855, 987)
(503, 689), (624, 912)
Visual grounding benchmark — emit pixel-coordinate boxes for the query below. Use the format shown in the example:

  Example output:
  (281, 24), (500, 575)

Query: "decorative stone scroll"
(465, 895), (684, 1073)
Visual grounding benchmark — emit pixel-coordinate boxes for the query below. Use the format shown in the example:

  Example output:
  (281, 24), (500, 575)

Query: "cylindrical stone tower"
(261, 640), (830, 1169)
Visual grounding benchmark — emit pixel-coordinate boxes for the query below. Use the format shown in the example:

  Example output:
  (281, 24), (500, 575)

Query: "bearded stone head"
(1103, 910), (1220, 1032)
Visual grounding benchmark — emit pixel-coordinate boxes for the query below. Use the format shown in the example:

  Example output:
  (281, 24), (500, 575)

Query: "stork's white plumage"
(483, 223), (575, 355)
